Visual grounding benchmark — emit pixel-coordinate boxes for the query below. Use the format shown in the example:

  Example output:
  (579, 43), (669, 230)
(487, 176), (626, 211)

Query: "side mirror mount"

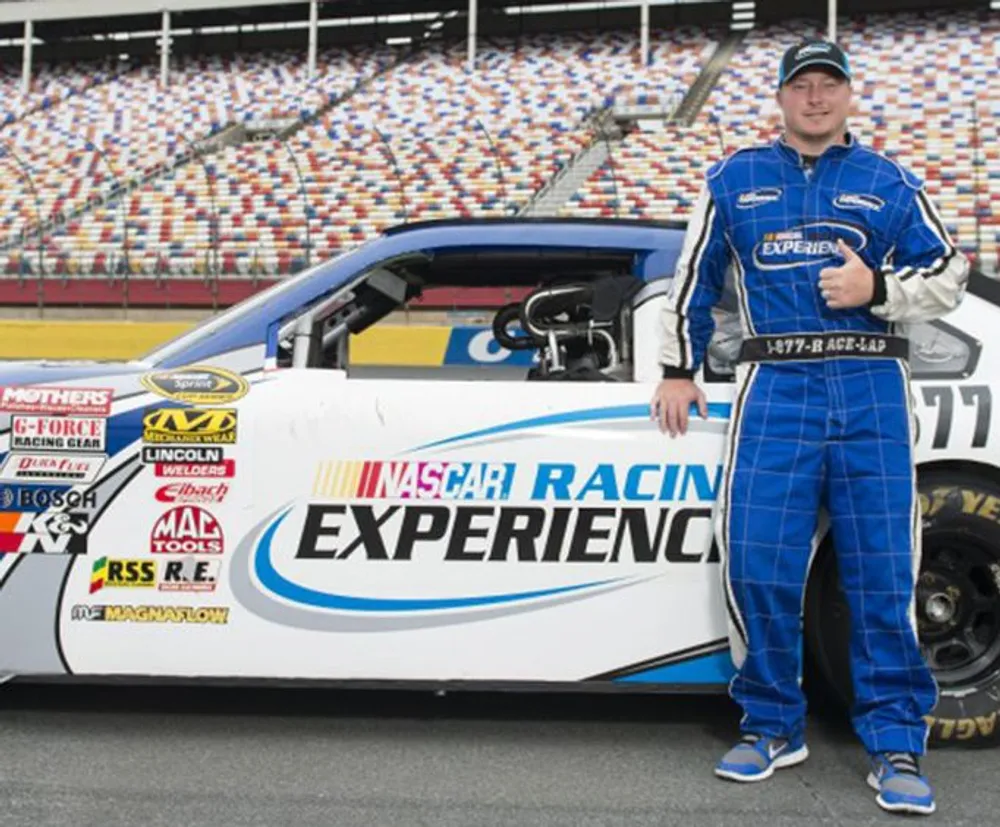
(291, 314), (318, 368)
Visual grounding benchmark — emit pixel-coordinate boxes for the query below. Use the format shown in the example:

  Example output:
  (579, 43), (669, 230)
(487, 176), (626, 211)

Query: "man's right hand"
(650, 378), (708, 438)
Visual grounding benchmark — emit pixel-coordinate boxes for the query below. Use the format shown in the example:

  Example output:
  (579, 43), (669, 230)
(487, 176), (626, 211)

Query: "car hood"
(0, 360), (146, 386)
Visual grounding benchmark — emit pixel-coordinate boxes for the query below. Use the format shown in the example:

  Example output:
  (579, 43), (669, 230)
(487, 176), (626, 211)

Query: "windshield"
(139, 249), (358, 366)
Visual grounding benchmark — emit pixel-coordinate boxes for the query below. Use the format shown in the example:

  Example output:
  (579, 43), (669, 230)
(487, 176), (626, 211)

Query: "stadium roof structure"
(0, 0), (981, 27)
(0, 1), (715, 26)
(0, 0), (988, 70)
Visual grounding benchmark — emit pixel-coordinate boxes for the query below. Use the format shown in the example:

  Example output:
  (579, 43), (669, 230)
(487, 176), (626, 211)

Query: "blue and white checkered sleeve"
(870, 187), (969, 323)
(658, 184), (730, 378)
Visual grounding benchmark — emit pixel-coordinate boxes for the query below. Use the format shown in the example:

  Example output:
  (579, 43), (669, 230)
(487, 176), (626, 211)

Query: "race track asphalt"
(0, 683), (994, 827)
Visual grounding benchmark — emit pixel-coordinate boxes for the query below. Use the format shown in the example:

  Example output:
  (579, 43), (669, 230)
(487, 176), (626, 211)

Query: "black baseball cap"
(777, 40), (852, 88)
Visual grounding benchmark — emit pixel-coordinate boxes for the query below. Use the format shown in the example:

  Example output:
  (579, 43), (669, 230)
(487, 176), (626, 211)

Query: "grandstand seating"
(567, 10), (999, 273)
(0, 58), (118, 125)
(0, 12), (997, 286)
(2, 29), (710, 277)
(0, 44), (393, 274)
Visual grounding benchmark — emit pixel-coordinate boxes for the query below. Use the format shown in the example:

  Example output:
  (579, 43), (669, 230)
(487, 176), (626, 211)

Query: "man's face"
(776, 69), (852, 143)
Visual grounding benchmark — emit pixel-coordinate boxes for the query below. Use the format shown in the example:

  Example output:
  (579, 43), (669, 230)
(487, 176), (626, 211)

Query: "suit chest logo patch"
(753, 222), (868, 271)
(834, 193), (885, 212)
(736, 188), (783, 209)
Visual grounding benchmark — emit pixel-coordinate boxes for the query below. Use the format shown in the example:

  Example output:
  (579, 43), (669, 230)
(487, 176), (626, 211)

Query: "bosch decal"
(10, 415), (107, 453)
(141, 365), (249, 405)
(0, 484), (96, 511)
(142, 409), (237, 445)
(0, 510), (88, 554)
(0, 453), (106, 483)
(0, 385), (112, 416)
(752, 222), (867, 271)
(150, 505), (224, 554)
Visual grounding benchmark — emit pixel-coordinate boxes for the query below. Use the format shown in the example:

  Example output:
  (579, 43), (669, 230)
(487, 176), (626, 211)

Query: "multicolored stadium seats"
(0, 44), (392, 275)
(568, 10), (999, 273)
(0, 13), (997, 285)
(1, 30), (709, 278)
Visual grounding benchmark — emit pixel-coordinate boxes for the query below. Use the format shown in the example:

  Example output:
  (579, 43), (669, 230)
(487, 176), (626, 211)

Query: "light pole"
(374, 126), (409, 223)
(277, 135), (313, 271)
(474, 118), (512, 216)
(0, 139), (45, 297)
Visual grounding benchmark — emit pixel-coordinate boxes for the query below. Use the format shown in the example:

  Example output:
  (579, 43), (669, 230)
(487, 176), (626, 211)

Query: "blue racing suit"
(658, 134), (969, 755)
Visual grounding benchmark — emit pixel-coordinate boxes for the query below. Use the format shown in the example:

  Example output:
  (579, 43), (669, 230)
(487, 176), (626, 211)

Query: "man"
(651, 39), (969, 816)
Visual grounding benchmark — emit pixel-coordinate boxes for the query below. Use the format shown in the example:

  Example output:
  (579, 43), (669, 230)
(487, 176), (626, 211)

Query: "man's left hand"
(819, 239), (875, 309)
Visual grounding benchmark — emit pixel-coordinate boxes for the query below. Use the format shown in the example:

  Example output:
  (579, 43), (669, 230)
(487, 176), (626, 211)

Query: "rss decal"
(90, 557), (220, 593)
(142, 408), (237, 444)
(70, 604), (229, 624)
(141, 365), (249, 405)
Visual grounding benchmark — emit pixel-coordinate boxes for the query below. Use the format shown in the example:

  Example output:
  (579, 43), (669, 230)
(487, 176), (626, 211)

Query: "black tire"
(805, 470), (1000, 748)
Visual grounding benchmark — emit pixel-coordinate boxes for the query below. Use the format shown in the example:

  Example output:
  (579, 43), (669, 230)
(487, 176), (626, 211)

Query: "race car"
(0, 218), (997, 748)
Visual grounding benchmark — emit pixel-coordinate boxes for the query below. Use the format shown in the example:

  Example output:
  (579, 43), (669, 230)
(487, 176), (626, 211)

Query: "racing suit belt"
(738, 332), (908, 363)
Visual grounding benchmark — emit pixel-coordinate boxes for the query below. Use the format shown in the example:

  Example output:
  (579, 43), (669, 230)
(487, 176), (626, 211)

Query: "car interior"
(278, 248), (646, 382)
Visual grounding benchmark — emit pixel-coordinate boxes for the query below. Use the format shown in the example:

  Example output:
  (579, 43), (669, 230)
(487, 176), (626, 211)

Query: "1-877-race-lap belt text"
(739, 332), (909, 363)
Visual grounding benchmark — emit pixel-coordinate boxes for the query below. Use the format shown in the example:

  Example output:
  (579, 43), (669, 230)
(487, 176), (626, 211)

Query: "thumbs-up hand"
(818, 239), (875, 310)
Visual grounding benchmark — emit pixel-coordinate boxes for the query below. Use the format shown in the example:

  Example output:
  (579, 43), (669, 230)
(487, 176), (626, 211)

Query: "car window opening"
(279, 248), (644, 382)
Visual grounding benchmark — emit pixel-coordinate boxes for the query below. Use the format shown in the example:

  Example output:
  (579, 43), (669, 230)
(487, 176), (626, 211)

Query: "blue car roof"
(148, 218), (688, 368)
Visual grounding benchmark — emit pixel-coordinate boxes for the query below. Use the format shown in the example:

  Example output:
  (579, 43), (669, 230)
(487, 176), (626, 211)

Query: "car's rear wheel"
(805, 470), (1000, 748)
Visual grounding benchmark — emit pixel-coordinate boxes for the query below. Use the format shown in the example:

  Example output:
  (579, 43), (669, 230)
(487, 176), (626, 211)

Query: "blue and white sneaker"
(867, 752), (936, 815)
(714, 733), (809, 783)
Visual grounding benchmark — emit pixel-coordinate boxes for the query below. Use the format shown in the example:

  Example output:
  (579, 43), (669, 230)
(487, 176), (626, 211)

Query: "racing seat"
(492, 273), (642, 382)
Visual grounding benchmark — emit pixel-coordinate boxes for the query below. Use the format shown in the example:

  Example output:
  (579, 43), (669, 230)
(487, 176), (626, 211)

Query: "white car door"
(235, 367), (735, 684)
